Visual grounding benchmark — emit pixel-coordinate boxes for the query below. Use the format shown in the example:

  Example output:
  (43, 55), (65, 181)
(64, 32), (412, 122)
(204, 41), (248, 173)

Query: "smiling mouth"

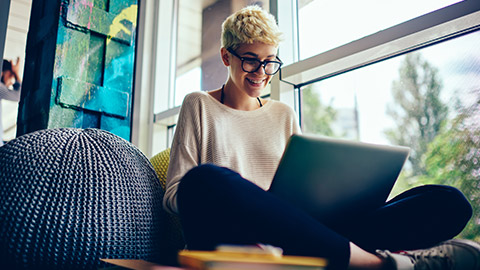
(246, 78), (266, 84)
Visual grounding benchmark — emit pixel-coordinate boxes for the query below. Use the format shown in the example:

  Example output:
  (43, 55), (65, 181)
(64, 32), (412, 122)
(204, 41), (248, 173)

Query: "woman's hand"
(10, 57), (21, 83)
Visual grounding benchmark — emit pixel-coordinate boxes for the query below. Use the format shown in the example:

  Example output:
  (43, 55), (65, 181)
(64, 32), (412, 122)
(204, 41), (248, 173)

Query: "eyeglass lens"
(242, 59), (280, 75)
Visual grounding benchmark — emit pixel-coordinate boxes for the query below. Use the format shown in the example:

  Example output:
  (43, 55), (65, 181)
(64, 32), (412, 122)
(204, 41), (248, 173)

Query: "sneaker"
(377, 239), (480, 270)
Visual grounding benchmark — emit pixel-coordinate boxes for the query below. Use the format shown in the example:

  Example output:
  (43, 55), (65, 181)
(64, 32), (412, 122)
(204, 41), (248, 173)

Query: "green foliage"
(301, 86), (338, 136)
(386, 52), (479, 241)
(385, 53), (449, 176)
(421, 95), (480, 241)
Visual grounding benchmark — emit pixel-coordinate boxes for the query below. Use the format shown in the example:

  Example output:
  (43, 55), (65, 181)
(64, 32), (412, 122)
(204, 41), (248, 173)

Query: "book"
(178, 249), (327, 270)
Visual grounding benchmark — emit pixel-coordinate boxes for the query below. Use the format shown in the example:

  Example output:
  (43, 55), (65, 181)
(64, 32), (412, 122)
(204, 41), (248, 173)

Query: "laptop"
(268, 134), (410, 225)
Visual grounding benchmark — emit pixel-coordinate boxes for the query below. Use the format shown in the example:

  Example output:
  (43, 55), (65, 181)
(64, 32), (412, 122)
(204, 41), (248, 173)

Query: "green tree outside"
(301, 85), (338, 136)
(299, 52), (479, 241)
(421, 91), (480, 241)
(385, 53), (449, 176)
(385, 53), (479, 241)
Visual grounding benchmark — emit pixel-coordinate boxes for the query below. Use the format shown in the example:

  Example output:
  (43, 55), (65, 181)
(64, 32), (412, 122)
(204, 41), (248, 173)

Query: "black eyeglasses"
(227, 47), (283, 75)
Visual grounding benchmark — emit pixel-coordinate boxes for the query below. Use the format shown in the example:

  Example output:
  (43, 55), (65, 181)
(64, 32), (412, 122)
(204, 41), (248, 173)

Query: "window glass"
(297, 0), (463, 60)
(175, 0), (204, 106)
(174, 0), (270, 107)
(3, 0), (32, 142)
(300, 30), (480, 240)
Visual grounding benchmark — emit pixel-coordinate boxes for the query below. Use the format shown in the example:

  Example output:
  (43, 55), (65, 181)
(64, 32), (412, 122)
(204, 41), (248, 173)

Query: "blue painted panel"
(49, 0), (138, 141)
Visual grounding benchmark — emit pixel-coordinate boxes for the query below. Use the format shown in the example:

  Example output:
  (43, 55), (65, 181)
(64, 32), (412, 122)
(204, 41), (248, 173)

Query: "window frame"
(133, 0), (480, 155)
(271, 0), (480, 100)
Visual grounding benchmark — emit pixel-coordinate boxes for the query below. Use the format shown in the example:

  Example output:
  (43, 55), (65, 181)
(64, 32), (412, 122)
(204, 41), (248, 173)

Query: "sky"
(298, 0), (463, 60)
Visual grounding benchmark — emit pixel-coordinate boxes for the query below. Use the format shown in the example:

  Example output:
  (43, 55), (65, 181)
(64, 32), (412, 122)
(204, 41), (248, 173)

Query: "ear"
(220, 47), (230, 67)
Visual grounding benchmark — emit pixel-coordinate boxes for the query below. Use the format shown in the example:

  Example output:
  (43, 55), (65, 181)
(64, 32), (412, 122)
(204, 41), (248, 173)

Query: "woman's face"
(223, 42), (278, 98)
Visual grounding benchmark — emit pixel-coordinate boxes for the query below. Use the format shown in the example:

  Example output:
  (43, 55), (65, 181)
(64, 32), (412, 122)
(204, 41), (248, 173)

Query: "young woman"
(163, 6), (479, 270)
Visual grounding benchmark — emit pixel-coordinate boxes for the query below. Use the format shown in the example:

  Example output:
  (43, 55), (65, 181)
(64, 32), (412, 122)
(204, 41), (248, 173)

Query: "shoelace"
(398, 248), (453, 269)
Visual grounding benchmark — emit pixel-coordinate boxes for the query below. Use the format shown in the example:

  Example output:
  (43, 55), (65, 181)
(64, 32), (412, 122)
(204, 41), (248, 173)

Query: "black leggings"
(177, 164), (472, 270)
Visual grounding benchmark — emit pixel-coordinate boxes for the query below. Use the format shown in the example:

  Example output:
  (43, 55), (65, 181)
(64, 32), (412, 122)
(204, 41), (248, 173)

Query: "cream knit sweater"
(163, 91), (301, 214)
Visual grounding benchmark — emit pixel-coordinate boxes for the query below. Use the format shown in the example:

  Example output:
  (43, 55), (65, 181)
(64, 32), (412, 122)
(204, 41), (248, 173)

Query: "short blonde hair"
(221, 5), (283, 50)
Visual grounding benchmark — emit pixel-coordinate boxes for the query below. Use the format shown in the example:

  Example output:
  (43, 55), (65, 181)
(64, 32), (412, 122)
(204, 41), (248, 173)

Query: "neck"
(220, 84), (262, 110)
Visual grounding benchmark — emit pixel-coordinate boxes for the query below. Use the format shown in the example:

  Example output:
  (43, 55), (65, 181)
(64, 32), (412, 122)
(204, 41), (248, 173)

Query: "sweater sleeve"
(0, 82), (21, 101)
(289, 105), (302, 135)
(163, 94), (201, 214)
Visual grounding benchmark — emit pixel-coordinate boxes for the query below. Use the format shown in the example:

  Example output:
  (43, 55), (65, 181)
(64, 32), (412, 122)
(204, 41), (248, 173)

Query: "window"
(174, 0), (204, 107)
(2, 0), (32, 142)
(297, 0), (463, 60)
(293, 9), (480, 241)
(300, 30), (480, 152)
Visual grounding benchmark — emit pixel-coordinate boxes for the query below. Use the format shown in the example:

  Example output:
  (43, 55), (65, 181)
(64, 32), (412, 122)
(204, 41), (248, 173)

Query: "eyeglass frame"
(226, 47), (283, 75)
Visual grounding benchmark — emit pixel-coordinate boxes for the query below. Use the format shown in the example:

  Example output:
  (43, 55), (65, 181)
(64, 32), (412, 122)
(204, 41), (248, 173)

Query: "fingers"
(10, 57), (21, 79)
(12, 57), (20, 68)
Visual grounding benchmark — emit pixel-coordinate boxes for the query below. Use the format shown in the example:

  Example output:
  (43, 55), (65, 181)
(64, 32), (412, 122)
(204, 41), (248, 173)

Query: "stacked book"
(101, 245), (328, 270)
(178, 245), (327, 270)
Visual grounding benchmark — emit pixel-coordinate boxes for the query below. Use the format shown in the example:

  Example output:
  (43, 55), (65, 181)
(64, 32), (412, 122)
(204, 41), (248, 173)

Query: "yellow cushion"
(150, 148), (186, 265)
(150, 148), (171, 189)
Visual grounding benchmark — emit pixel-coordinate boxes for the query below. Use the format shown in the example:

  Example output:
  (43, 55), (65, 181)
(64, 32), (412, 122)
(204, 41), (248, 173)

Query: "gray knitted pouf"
(0, 128), (165, 269)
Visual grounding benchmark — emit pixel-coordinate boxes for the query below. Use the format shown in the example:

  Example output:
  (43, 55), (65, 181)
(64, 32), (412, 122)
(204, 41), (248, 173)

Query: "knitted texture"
(150, 148), (171, 188)
(0, 128), (165, 269)
(150, 148), (185, 263)
(163, 91), (301, 214)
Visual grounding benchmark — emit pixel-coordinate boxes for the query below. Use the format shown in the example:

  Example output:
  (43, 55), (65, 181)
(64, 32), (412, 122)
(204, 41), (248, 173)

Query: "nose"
(254, 64), (266, 75)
